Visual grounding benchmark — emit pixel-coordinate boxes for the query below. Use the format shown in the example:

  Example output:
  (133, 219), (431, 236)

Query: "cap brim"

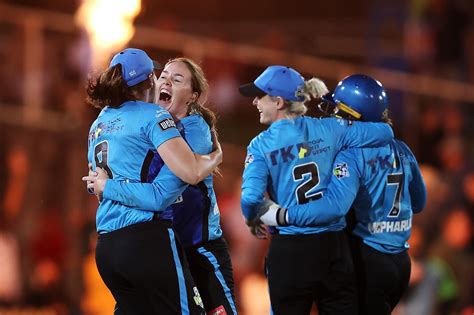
(239, 83), (267, 97)
(152, 60), (162, 70)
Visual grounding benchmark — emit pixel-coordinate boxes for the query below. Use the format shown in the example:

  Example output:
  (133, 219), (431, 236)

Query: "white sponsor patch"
(158, 118), (176, 131)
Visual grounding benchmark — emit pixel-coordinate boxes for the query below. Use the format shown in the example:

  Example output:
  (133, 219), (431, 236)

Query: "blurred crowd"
(0, 0), (473, 314)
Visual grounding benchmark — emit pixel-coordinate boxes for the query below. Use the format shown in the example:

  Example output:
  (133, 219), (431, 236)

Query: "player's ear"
(275, 96), (285, 109)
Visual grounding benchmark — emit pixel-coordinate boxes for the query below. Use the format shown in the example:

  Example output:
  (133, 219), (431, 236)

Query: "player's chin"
(260, 117), (270, 125)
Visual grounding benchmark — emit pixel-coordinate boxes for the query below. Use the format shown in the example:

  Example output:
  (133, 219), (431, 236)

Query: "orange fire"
(75, 0), (141, 68)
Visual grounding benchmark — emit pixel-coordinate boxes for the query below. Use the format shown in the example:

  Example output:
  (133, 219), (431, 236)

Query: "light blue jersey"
(87, 101), (181, 233)
(101, 114), (223, 246)
(287, 139), (427, 253)
(241, 116), (394, 235)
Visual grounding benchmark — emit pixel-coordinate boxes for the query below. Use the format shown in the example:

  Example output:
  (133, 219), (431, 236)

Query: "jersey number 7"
(387, 172), (403, 218)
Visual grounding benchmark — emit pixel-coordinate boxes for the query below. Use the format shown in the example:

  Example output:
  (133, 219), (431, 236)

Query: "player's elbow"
(177, 168), (201, 185)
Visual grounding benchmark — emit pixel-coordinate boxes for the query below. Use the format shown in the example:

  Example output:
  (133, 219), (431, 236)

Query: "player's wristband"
(276, 207), (288, 226)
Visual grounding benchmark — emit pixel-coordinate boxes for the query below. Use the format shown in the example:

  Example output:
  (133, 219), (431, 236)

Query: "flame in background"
(75, 0), (141, 68)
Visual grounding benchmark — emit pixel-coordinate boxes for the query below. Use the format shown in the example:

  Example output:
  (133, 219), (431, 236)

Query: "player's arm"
(241, 144), (270, 221)
(408, 151), (427, 214)
(83, 165), (187, 211)
(87, 117), (210, 210)
(335, 119), (394, 149)
(259, 149), (361, 227)
(148, 113), (222, 185)
(104, 166), (187, 211)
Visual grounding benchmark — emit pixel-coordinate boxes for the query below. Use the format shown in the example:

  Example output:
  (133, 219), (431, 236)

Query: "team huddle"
(83, 48), (427, 315)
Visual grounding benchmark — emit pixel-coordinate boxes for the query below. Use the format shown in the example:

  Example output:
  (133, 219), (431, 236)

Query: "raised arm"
(146, 110), (222, 185)
(157, 131), (221, 185)
(92, 115), (213, 210)
(336, 119), (394, 149)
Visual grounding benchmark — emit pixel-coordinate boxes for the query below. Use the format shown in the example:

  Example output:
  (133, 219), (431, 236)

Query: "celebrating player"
(85, 48), (223, 314)
(239, 65), (394, 314)
(86, 57), (236, 315)
(257, 74), (427, 315)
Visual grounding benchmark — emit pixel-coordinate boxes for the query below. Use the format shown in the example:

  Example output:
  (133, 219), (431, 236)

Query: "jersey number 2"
(94, 141), (113, 179)
(387, 173), (403, 217)
(293, 162), (323, 204)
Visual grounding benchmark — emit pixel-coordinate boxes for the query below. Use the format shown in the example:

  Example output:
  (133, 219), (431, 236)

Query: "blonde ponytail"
(302, 77), (329, 100)
(286, 77), (329, 116)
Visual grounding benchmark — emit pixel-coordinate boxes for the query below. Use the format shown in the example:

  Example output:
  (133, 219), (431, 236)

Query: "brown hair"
(165, 58), (218, 131)
(86, 64), (152, 109)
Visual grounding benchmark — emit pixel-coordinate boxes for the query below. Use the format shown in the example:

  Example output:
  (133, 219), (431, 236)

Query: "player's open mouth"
(159, 90), (172, 102)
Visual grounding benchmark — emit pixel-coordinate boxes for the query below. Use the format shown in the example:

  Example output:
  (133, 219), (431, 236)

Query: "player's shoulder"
(89, 116), (100, 132)
(392, 139), (415, 156)
(392, 139), (418, 165)
(304, 116), (348, 129)
(247, 130), (270, 153)
(181, 114), (209, 130)
(132, 101), (173, 124)
(134, 101), (167, 114)
(181, 114), (211, 139)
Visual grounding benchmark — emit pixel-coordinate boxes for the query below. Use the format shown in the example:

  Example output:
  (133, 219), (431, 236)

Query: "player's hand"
(82, 166), (109, 202)
(210, 128), (223, 165)
(246, 219), (269, 239)
(256, 199), (288, 226)
(85, 163), (97, 194)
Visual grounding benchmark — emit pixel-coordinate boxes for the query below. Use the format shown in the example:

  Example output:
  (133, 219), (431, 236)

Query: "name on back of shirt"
(368, 218), (412, 234)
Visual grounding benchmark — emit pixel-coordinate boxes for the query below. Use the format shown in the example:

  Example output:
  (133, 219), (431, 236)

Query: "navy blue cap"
(239, 65), (305, 102)
(109, 48), (161, 87)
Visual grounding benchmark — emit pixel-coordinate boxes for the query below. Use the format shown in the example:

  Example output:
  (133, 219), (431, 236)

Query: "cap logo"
(129, 70), (137, 77)
(295, 87), (305, 99)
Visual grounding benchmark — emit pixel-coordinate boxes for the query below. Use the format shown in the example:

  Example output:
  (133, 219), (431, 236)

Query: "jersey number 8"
(94, 141), (113, 179)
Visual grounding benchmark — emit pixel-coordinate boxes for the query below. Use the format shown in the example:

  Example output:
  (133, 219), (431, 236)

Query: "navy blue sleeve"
(287, 149), (362, 226)
(241, 140), (269, 221)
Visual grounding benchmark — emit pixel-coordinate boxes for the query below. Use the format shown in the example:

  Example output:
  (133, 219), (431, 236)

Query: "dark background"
(0, 0), (473, 314)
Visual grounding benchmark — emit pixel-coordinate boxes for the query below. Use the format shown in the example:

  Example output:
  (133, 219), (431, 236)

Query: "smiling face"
(252, 95), (280, 125)
(155, 61), (197, 118)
